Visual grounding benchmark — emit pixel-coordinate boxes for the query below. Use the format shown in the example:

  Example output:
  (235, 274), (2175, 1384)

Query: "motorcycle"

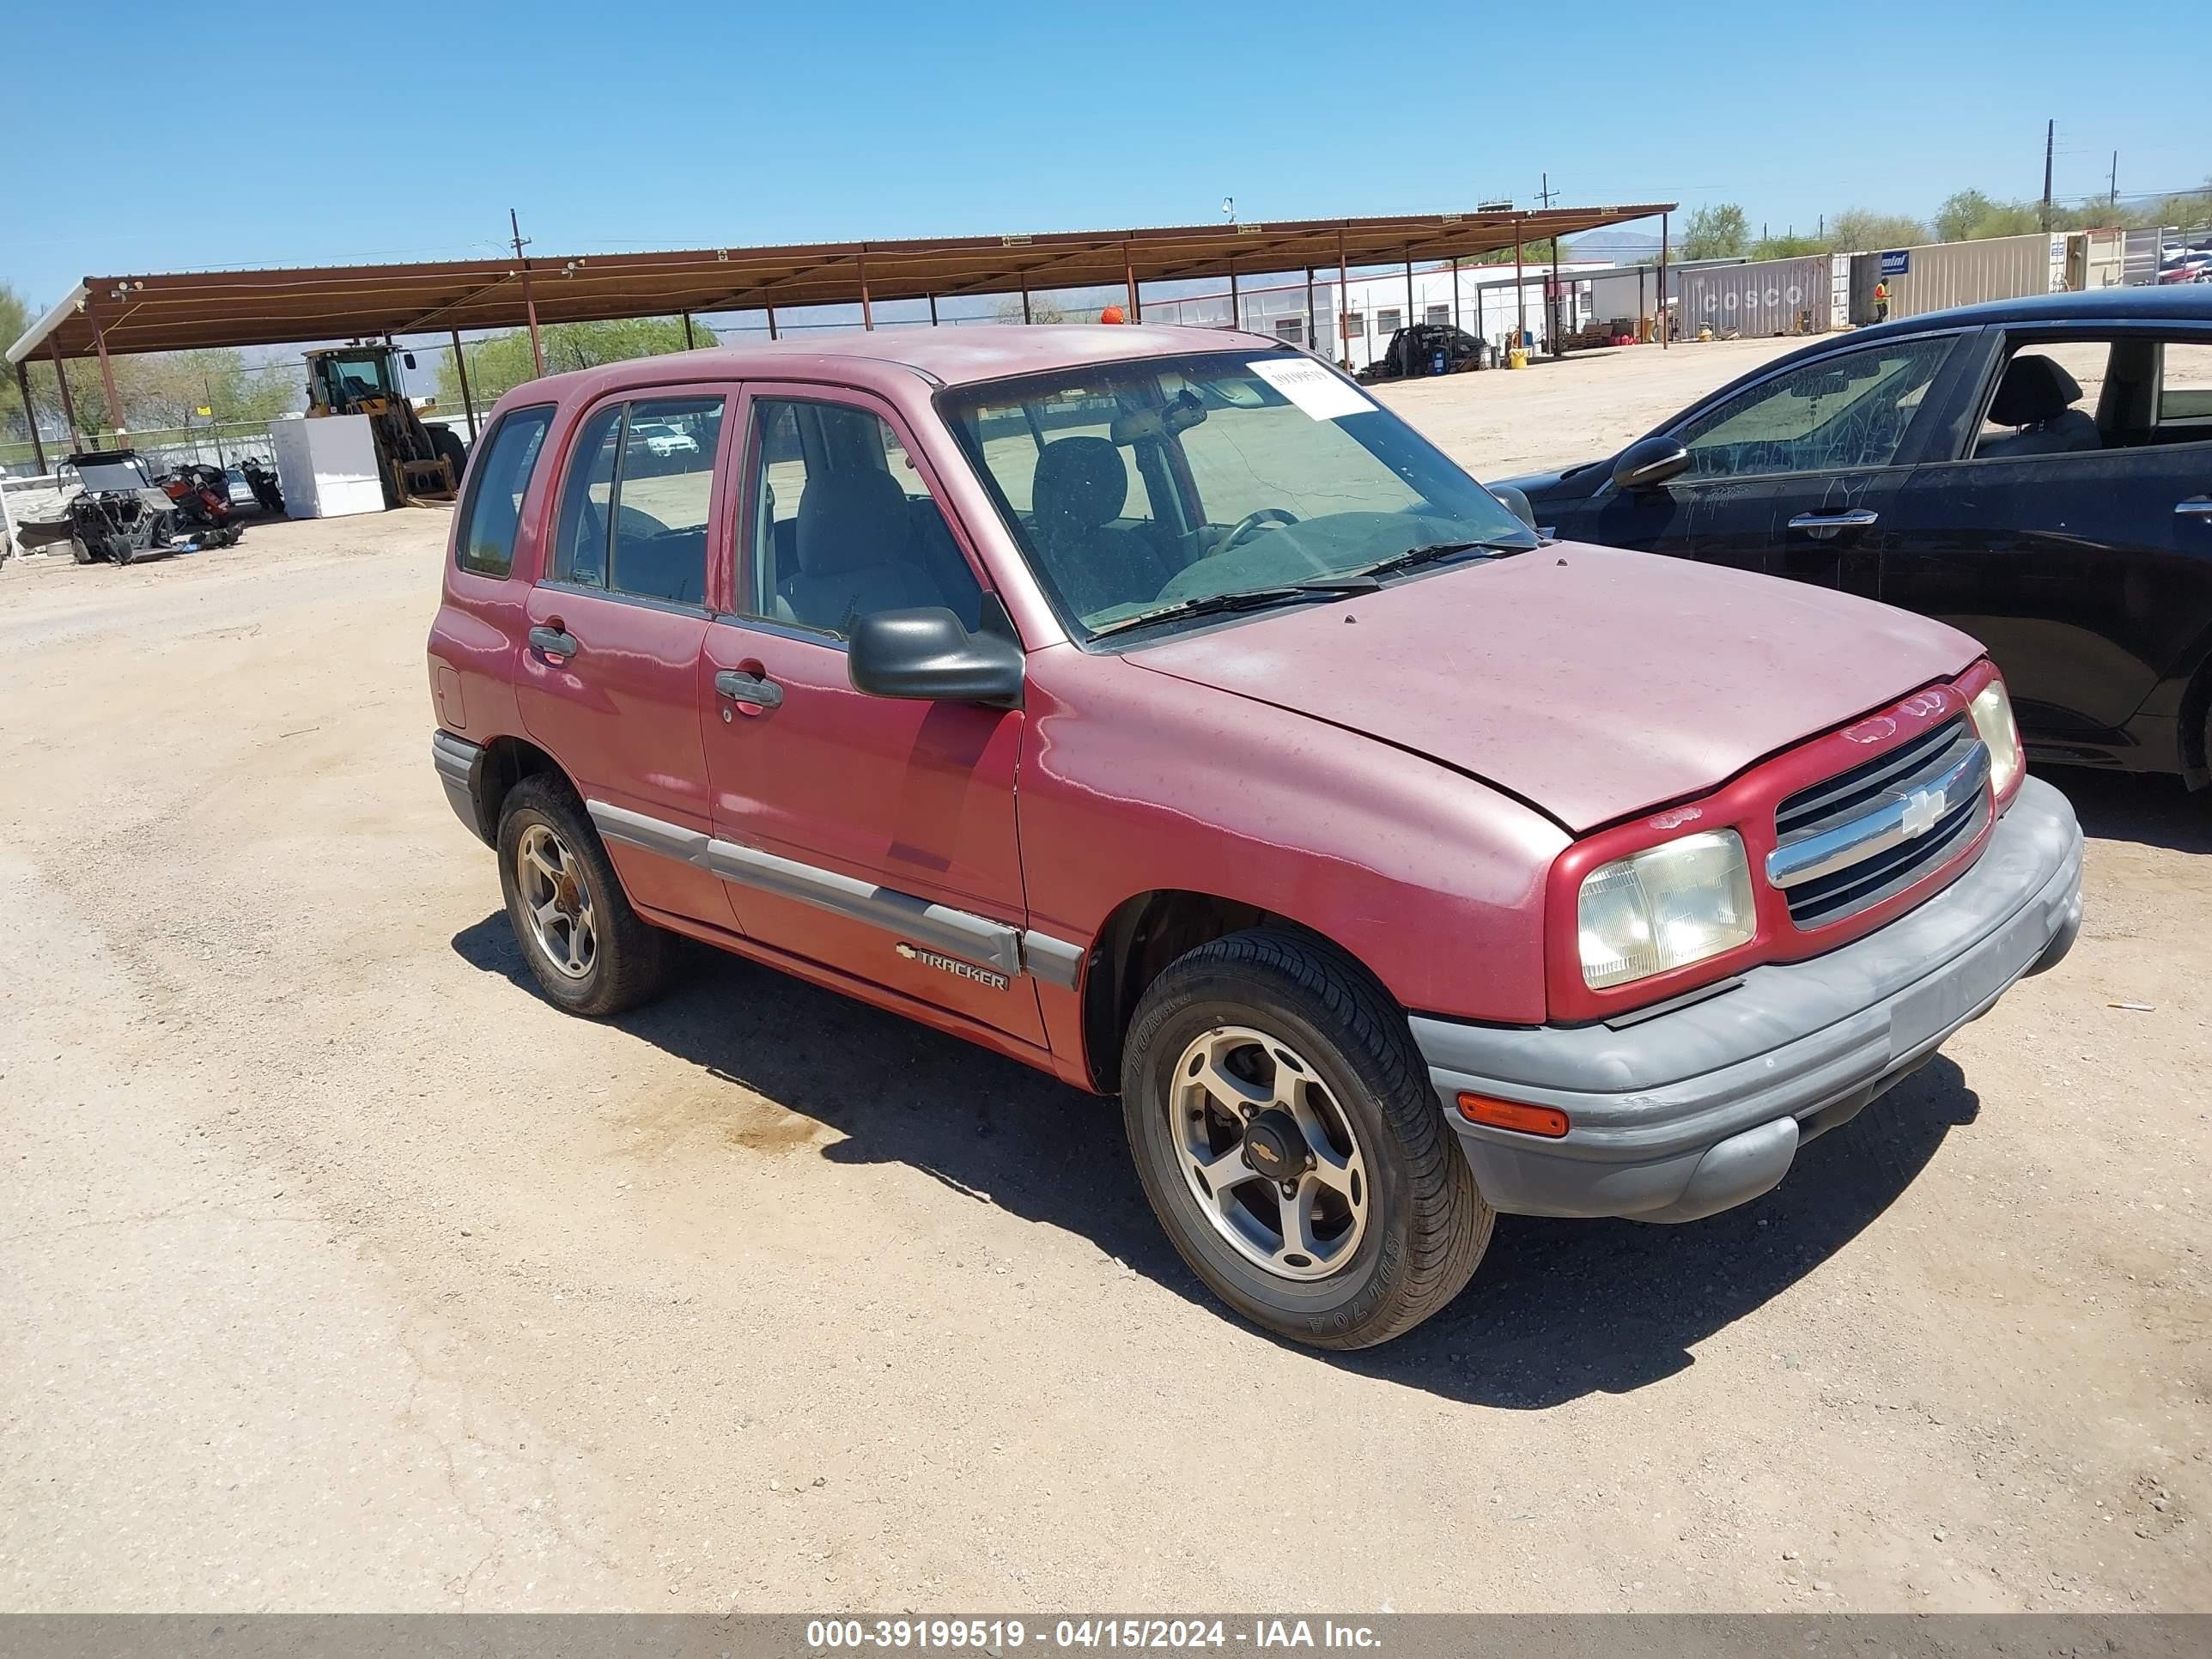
(155, 462), (245, 548)
(239, 454), (285, 516)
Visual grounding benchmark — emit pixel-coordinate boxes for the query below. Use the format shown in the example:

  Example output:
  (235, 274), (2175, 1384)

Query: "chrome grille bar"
(1768, 740), (1990, 891)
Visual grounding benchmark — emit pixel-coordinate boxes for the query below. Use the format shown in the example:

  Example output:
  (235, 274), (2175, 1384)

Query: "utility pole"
(2040, 120), (2054, 233)
(2109, 151), (2118, 211)
(1536, 173), (1558, 210)
(510, 208), (544, 379)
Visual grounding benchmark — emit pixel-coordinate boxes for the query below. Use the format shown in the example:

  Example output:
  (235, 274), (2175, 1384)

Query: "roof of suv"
(516, 324), (1291, 400)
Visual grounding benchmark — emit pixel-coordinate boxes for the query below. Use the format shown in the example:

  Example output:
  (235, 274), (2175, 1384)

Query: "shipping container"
(1850, 232), (2063, 323)
(1675, 254), (1837, 338)
(2066, 228), (2125, 291)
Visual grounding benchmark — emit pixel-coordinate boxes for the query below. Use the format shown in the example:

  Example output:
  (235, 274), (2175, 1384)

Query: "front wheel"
(1121, 928), (1492, 1349)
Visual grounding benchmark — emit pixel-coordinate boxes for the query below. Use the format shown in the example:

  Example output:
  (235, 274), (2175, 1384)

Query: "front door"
(1576, 331), (1967, 595)
(698, 384), (1043, 1046)
(1881, 328), (2212, 749)
(515, 387), (738, 927)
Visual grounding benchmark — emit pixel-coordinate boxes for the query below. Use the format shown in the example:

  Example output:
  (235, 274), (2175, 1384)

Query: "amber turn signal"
(1456, 1092), (1571, 1139)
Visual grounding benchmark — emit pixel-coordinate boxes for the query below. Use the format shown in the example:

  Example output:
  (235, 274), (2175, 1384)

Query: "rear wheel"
(496, 775), (672, 1017)
(1121, 928), (1492, 1349)
(431, 427), (468, 492)
(70, 535), (94, 565)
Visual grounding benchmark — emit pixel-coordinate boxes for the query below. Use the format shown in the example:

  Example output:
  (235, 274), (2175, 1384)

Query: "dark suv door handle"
(529, 625), (579, 659)
(1787, 508), (1880, 531)
(2177, 497), (2212, 518)
(715, 668), (785, 709)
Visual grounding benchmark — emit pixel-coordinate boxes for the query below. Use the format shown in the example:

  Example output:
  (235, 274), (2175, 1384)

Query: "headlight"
(1577, 830), (1757, 990)
(1967, 676), (2023, 800)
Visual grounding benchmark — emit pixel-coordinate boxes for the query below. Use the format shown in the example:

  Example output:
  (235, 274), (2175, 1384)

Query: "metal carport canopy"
(8, 204), (1673, 362)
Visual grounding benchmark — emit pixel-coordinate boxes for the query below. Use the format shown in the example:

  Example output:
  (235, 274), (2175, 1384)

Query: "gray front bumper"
(1414, 775), (2083, 1223)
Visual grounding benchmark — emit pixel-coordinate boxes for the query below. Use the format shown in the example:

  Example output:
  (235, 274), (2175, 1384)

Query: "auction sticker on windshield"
(1247, 357), (1373, 421)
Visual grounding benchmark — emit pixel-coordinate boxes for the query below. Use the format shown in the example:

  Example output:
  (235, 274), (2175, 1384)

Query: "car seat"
(1029, 437), (1173, 616)
(781, 467), (944, 635)
(1978, 355), (2102, 459)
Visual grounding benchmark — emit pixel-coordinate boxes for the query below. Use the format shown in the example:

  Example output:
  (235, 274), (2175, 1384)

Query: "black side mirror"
(403, 351), (416, 370)
(1486, 483), (1538, 530)
(849, 607), (1024, 708)
(1612, 434), (1692, 492)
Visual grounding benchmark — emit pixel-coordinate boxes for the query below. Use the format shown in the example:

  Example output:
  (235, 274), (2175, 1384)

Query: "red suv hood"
(1127, 544), (1982, 833)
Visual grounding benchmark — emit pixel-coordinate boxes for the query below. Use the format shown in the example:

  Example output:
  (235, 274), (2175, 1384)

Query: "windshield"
(938, 350), (1534, 641)
(70, 459), (152, 494)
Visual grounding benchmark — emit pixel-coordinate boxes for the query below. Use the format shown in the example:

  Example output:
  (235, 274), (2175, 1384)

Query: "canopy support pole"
(1123, 242), (1139, 320)
(765, 306), (778, 342)
(858, 248), (874, 330)
(1659, 211), (1670, 350)
(1337, 225), (1351, 368)
(1304, 267), (1315, 350)
(682, 313), (696, 349)
(1227, 256), (1239, 330)
(1514, 216), (1526, 350)
(48, 341), (79, 447)
(91, 308), (125, 438)
(451, 330), (477, 442)
(16, 360), (45, 472)
(928, 294), (939, 327)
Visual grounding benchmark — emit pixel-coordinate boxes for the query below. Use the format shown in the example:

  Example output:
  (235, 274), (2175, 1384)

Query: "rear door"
(514, 387), (741, 929)
(1880, 325), (2212, 750)
(1571, 331), (1968, 592)
(697, 383), (1043, 1045)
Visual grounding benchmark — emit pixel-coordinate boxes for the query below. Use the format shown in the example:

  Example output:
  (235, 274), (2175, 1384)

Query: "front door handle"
(528, 625), (579, 659)
(2177, 496), (2212, 518)
(715, 668), (785, 709)
(1787, 508), (1881, 531)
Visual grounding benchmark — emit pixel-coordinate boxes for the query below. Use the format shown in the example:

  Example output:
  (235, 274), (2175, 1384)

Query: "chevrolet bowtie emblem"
(1901, 787), (1945, 839)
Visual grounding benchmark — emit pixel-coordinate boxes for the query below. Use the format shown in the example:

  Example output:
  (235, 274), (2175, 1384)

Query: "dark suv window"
(549, 396), (726, 605)
(453, 404), (552, 576)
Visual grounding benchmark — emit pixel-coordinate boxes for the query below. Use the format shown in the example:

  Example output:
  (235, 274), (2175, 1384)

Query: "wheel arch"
(1075, 889), (1395, 1094)
(471, 733), (574, 843)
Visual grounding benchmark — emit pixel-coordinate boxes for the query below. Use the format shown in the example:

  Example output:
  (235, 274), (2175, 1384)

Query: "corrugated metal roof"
(9, 204), (1672, 363)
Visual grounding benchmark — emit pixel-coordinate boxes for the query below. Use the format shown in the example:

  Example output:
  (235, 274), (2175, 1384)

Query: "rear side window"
(549, 397), (725, 605)
(452, 405), (552, 576)
(2157, 342), (2212, 428)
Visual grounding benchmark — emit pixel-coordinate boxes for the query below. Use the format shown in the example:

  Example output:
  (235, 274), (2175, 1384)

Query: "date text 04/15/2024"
(805, 1619), (1382, 1651)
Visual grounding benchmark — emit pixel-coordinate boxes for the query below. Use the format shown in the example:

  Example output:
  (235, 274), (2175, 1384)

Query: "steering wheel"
(1217, 507), (1301, 553)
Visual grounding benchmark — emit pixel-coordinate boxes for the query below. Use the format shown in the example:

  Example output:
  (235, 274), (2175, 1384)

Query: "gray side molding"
(1020, 931), (1085, 989)
(588, 800), (710, 866)
(585, 796), (1059, 984)
(702, 836), (1023, 978)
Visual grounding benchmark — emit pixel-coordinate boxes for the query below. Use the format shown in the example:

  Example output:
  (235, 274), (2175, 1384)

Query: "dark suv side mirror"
(848, 608), (1024, 707)
(1611, 434), (1692, 492)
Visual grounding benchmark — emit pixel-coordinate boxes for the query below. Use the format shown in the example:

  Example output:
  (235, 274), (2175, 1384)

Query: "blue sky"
(3, 0), (2205, 310)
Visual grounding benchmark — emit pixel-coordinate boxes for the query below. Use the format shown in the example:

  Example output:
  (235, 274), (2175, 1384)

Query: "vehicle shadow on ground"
(2049, 769), (2211, 854)
(453, 912), (1981, 1409)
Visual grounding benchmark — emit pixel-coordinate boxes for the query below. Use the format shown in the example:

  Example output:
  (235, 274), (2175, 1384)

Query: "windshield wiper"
(1089, 574), (1380, 639)
(1348, 538), (1534, 580)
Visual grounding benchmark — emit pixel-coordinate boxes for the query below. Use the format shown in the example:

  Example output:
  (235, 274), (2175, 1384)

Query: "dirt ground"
(3, 337), (2206, 1615)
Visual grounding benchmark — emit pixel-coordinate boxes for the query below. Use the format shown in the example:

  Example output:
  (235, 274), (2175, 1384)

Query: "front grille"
(1770, 716), (1989, 929)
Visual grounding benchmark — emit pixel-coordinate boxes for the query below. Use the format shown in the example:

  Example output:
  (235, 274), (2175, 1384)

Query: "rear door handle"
(2178, 497), (2212, 517)
(528, 625), (579, 659)
(715, 668), (785, 709)
(1787, 508), (1881, 531)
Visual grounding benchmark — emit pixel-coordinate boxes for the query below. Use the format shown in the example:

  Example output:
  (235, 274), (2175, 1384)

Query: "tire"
(70, 535), (94, 565)
(495, 775), (672, 1018)
(1120, 927), (1492, 1350)
(431, 427), (468, 490)
(111, 534), (134, 568)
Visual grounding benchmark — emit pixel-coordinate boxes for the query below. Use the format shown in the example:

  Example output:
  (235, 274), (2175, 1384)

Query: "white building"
(1134, 257), (1618, 371)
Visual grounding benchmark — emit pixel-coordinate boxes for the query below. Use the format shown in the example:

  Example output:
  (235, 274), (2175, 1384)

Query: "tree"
(1826, 209), (1931, 253)
(994, 295), (1068, 325)
(1748, 230), (1826, 260)
(0, 285), (33, 441)
(1934, 190), (2039, 241)
(438, 316), (706, 407)
(1680, 204), (1749, 262)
